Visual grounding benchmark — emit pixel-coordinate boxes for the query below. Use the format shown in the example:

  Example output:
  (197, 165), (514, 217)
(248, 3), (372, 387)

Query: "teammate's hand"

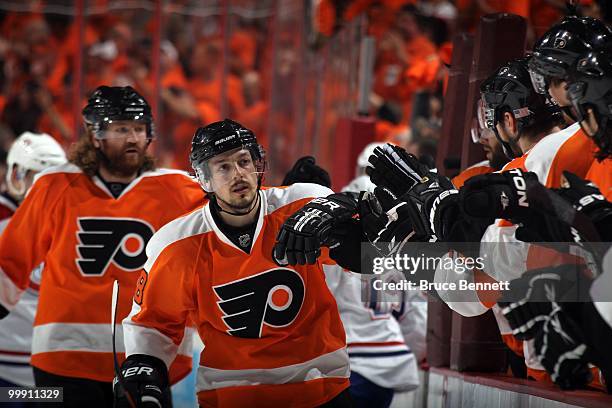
(388, 171), (458, 242)
(534, 308), (592, 390)
(358, 191), (422, 257)
(366, 144), (430, 201)
(282, 156), (331, 188)
(461, 169), (603, 244)
(460, 168), (540, 221)
(555, 171), (612, 241)
(497, 264), (593, 340)
(273, 193), (358, 265)
(114, 354), (171, 408)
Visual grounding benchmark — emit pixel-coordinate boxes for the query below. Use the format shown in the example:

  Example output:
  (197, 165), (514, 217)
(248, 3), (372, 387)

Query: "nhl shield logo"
(554, 38), (566, 49)
(238, 233), (251, 248)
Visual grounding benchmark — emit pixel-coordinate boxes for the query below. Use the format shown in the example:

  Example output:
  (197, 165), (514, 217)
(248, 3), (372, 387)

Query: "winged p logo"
(213, 268), (305, 338)
(76, 218), (154, 276)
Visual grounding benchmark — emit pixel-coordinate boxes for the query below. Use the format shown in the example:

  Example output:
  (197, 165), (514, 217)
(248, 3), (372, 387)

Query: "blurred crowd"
(0, 0), (611, 187)
(314, 0), (611, 169)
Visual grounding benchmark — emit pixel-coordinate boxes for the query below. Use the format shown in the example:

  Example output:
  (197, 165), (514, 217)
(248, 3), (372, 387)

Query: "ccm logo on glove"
(508, 168), (529, 208)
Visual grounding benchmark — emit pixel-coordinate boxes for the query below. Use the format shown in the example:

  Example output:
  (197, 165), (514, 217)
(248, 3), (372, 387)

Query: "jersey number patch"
(213, 268), (305, 338)
(76, 218), (154, 276)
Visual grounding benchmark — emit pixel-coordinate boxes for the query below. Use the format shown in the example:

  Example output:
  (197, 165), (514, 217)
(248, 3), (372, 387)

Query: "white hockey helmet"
(6, 132), (67, 197)
(356, 142), (386, 175)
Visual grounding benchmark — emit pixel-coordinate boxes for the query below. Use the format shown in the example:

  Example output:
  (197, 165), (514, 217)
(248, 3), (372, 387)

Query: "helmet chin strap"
(213, 189), (260, 217)
(492, 127), (519, 160)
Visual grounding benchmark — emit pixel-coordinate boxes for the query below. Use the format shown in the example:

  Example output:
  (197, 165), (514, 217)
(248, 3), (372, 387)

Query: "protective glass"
(476, 98), (496, 130)
(194, 148), (265, 192)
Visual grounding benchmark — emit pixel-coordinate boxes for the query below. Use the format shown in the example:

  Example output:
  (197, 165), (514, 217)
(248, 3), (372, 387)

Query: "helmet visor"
(529, 69), (550, 95)
(95, 119), (153, 140)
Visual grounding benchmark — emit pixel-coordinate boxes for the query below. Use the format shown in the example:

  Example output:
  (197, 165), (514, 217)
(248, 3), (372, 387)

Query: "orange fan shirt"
(124, 183), (350, 408)
(0, 163), (206, 383)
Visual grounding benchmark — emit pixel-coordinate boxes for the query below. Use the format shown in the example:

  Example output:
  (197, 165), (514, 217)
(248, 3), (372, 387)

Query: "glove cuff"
(428, 189), (459, 240)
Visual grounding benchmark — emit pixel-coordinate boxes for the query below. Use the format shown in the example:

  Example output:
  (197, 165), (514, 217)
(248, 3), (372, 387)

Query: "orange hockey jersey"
(0, 163), (205, 383)
(451, 159), (494, 189)
(124, 183), (350, 408)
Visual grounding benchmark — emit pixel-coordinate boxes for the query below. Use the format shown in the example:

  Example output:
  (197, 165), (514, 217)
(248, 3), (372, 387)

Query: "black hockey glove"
(555, 171), (612, 242)
(366, 143), (430, 201)
(461, 169), (602, 244)
(460, 168), (539, 221)
(358, 191), (422, 257)
(273, 193), (358, 265)
(497, 264), (593, 340)
(396, 171), (459, 242)
(114, 354), (172, 408)
(282, 156), (331, 188)
(534, 308), (592, 390)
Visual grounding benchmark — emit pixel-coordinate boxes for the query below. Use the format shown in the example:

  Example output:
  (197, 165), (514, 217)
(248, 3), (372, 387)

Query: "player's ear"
(90, 133), (101, 149)
(503, 111), (517, 135)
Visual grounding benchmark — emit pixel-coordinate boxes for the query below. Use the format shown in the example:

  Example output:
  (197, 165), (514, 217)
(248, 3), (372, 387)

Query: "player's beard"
(488, 143), (509, 171)
(97, 143), (147, 178)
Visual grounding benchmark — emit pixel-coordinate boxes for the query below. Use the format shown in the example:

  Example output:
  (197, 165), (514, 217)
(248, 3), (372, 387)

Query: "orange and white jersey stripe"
(124, 183), (350, 408)
(0, 163), (205, 382)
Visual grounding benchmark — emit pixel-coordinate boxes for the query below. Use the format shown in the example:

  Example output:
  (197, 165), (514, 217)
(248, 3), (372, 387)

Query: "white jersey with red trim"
(0, 197), (38, 386)
(323, 265), (421, 391)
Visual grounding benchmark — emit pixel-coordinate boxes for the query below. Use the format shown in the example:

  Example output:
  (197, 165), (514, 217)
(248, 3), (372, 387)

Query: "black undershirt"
(97, 172), (130, 198)
(210, 198), (259, 253)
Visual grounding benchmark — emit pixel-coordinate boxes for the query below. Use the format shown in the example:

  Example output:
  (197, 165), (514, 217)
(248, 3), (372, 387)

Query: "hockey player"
(359, 57), (598, 385)
(451, 102), (508, 189)
(528, 16), (612, 123)
(465, 48), (612, 392)
(0, 132), (66, 390)
(0, 86), (204, 406)
(119, 119), (356, 407)
(566, 50), (612, 198)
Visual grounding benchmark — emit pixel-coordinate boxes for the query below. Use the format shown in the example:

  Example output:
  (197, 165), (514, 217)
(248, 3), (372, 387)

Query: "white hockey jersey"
(0, 199), (37, 386)
(324, 265), (423, 391)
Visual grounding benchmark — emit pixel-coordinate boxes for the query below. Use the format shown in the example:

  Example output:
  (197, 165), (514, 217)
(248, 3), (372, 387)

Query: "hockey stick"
(112, 280), (137, 408)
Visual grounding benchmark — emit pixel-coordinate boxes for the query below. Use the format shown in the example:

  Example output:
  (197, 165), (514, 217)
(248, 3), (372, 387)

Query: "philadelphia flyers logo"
(213, 268), (305, 338)
(75, 218), (154, 276)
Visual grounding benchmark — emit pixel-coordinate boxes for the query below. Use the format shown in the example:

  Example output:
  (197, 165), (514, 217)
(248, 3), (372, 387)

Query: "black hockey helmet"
(567, 50), (612, 160)
(529, 16), (612, 94)
(190, 119), (266, 192)
(82, 85), (154, 139)
(480, 57), (562, 159)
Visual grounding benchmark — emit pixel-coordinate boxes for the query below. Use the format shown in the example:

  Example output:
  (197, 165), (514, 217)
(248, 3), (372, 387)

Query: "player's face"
(479, 130), (507, 170)
(96, 121), (149, 177)
(548, 78), (570, 106)
(209, 148), (259, 211)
